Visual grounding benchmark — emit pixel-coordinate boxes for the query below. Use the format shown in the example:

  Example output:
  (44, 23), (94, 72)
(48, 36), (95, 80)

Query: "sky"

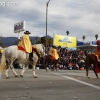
(0, 0), (100, 42)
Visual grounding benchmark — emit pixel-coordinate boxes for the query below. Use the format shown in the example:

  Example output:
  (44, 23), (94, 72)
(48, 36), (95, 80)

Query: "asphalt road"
(0, 69), (100, 100)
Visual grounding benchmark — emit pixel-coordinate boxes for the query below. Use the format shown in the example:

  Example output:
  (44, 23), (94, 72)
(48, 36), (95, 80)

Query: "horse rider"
(18, 30), (33, 61)
(49, 45), (59, 60)
(96, 40), (100, 52)
(96, 40), (100, 58)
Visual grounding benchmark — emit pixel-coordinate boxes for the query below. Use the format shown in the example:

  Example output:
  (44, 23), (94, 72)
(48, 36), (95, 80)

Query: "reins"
(32, 47), (42, 58)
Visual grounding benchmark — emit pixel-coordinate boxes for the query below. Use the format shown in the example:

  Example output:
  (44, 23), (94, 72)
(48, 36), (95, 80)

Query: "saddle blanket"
(93, 52), (100, 62)
(18, 46), (25, 51)
(18, 46), (34, 52)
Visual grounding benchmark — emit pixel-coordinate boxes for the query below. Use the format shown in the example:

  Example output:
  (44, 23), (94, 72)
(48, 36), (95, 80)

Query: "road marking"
(52, 72), (100, 90)
(67, 72), (86, 77)
(67, 72), (97, 78)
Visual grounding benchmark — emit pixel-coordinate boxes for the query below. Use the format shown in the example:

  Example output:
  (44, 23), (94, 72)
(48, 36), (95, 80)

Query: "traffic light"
(41, 37), (45, 43)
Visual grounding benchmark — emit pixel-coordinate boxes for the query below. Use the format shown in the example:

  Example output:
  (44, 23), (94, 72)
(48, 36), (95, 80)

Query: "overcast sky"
(0, 0), (100, 42)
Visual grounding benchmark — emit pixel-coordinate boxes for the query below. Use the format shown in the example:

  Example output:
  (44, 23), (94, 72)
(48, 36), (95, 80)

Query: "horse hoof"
(34, 76), (38, 78)
(20, 75), (23, 77)
(6, 77), (10, 79)
(15, 75), (18, 77)
(51, 69), (54, 71)
(97, 76), (99, 78)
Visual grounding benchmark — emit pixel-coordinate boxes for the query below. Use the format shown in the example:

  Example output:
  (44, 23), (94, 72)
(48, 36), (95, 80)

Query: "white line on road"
(52, 72), (100, 90)
(67, 72), (86, 77)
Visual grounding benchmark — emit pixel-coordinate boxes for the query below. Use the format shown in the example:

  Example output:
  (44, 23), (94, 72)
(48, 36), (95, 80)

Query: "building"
(77, 41), (97, 53)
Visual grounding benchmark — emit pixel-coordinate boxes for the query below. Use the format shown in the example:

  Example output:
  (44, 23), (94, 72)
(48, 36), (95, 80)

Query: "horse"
(85, 53), (100, 78)
(0, 44), (45, 78)
(44, 55), (59, 71)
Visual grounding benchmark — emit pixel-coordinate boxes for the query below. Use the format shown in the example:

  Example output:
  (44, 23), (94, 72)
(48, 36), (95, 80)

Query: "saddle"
(18, 46), (26, 52)
(17, 46), (41, 58)
(93, 52), (100, 62)
(50, 55), (56, 60)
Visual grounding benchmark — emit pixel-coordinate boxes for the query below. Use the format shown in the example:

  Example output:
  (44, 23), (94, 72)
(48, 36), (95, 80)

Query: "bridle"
(41, 44), (45, 57)
(32, 44), (45, 58)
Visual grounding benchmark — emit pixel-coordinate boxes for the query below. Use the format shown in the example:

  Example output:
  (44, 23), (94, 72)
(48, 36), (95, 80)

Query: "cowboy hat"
(24, 31), (31, 34)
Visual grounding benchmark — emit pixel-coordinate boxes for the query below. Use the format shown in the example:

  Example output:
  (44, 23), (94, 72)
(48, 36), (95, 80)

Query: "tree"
(47, 38), (53, 46)
(82, 36), (85, 42)
(95, 34), (98, 40)
(66, 31), (69, 36)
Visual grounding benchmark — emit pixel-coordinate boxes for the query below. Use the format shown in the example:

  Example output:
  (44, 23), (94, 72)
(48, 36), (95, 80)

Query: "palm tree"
(95, 34), (98, 40)
(66, 31), (69, 36)
(82, 36), (86, 42)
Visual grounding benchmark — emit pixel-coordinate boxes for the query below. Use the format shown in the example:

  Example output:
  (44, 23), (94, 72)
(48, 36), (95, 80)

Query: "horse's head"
(33, 44), (45, 57)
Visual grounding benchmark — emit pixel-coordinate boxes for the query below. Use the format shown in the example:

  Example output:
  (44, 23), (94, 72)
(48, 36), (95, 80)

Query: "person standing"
(18, 31), (33, 61)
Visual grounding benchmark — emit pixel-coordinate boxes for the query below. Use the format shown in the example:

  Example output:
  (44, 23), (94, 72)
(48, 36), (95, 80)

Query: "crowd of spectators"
(56, 48), (86, 70)
(37, 47), (90, 70)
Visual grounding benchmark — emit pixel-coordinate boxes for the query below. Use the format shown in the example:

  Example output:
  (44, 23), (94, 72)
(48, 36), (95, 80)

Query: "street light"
(46, 0), (50, 54)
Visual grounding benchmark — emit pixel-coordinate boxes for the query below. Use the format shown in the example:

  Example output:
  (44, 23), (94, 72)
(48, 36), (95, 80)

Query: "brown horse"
(85, 53), (100, 78)
(44, 55), (59, 71)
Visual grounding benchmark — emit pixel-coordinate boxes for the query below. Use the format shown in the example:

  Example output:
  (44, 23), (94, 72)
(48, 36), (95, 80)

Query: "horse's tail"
(0, 50), (6, 73)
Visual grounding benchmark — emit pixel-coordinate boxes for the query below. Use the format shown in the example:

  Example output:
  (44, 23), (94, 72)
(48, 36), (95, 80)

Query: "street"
(0, 69), (100, 100)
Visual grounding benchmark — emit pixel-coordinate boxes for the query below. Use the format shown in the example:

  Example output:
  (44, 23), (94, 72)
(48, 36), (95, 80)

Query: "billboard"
(14, 21), (25, 33)
(53, 34), (76, 48)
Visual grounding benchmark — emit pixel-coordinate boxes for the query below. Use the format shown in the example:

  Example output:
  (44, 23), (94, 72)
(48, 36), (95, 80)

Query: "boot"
(29, 52), (33, 61)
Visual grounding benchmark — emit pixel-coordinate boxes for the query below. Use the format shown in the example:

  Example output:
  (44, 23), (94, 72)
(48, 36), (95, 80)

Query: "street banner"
(53, 34), (76, 48)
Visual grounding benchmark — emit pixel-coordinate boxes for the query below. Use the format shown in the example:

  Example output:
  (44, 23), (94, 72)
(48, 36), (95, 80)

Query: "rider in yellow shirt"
(49, 45), (59, 60)
(18, 31), (33, 61)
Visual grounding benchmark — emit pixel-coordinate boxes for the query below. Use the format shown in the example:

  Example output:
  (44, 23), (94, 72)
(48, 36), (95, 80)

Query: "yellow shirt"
(49, 47), (59, 60)
(18, 34), (32, 53)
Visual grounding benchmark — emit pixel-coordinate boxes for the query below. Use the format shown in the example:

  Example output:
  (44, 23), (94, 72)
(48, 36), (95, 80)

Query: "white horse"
(0, 44), (45, 78)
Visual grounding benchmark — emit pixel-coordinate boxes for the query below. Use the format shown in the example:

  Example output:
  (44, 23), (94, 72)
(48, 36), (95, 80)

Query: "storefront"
(77, 41), (97, 53)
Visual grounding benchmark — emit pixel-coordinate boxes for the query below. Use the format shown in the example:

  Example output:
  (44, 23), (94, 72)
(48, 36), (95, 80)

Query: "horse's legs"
(5, 61), (10, 78)
(32, 63), (38, 78)
(93, 69), (98, 78)
(55, 60), (58, 71)
(86, 62), (90, 78)
(45, 62), (48, 71)
(45, 56), (50, 71)
(10, 63), (18, 77)
(5, 68), (9, 78)
(55, 64), (58, 71)
(51, 60), (58, 71)
(93, 63), (99, 78)
(51, 64), (55, 71)
(5, 60), (18, 78)
(44, 58), (48, 71)
(20, 65), (27, 77)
